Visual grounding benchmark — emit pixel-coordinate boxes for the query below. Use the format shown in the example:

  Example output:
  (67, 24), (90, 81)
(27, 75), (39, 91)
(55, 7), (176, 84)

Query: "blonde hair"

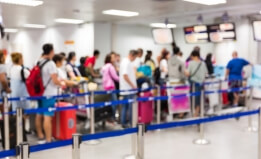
(11, 52), (23, 64)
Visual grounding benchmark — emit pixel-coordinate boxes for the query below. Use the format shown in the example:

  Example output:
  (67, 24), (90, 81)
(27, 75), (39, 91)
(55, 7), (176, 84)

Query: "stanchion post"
(137, 124), (145, 159)
(246, 86), (257, 132)
(193, 84), (210, 145)
(131, 96), (138, 156)
(16, 107), (23, 146)
(3, 94), (10, 150)
(257, 107), (261, 159)
(156, 85), (161, 124)
(16, 142), (30, 159)
(191, 83), (195, 117)
(72, 134), (82, 159)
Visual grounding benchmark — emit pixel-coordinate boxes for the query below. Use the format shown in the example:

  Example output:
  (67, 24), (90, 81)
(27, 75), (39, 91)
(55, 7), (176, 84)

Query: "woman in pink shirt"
(101, 54), (119, 120)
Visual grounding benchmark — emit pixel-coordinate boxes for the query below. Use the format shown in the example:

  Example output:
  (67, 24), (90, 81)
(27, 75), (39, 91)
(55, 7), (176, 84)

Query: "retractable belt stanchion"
(86, 91), (101, 145)
(246, 86), (257, 132)
(156, 85), (161, 125)
(16, 107), (23, 146)
(3, 94), (10, 150)
(257, 107), (261, 159)
(191, 83), (195, 117)
(72, 134), (82, 159)
(16, 142), (30, 159)
(137, 124), (145, 159)
(193, 85), (210, 145)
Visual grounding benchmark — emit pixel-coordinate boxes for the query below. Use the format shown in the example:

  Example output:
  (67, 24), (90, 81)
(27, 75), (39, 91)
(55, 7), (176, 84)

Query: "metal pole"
(85, 91), (101, 145)
(191, 83), (195, 117)
(193, 85), (210, 145)
(131, 97), (138, 156)
(16, 142), (30, 159)
(156, 85), (161, 124)
(257, 107), (261, 159)
(246, 86), (257, 132)
(3, 94), (10, 150)
(72, 134), (82, 159)
(137, 124), (145, 159)
(16, 107), (23, 146)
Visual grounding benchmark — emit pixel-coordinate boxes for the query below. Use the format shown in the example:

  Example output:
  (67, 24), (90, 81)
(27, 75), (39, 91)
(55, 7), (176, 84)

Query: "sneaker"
(37, 138), (46, 144)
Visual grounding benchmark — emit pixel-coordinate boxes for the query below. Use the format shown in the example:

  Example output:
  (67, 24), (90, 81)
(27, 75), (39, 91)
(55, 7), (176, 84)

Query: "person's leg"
(35, 114), (44, 138)
(194, 85), (201, 117)
(111, 93), (118, 120)
(128, 95), (134, 126)
(43, 116), (52, 142)
(121, 96), (127, 126)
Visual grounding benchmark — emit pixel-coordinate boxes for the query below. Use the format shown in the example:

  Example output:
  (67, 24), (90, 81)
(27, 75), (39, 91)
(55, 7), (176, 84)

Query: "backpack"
(26, 60), (50, 97)
(20, 66), (30, 83)
(154, 67), (161, 85)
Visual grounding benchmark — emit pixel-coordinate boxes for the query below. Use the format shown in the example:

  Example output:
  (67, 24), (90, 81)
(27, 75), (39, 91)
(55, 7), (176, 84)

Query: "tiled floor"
(29, 99), (261, 159)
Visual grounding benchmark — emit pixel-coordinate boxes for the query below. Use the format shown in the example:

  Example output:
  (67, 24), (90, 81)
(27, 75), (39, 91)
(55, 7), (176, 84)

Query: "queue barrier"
(0, 109), (259, 159)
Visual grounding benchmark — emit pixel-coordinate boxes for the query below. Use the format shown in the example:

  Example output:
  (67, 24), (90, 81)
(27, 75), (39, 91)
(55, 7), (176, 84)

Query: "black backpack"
(154, 67), (161, 85)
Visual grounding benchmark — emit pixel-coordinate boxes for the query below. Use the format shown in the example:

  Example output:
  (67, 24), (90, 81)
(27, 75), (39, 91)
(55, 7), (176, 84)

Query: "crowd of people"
(0, 42), (251, 144)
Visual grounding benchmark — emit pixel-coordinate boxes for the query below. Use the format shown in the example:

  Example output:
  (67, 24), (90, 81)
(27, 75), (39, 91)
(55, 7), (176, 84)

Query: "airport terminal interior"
(0, 0), (261, 159)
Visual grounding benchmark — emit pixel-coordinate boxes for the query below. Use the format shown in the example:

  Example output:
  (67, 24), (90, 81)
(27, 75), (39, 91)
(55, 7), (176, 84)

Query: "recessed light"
(54, 18), (84, 24)
(23, 24), (46, 29)
(102, 9), (139, 17)
(4, 28), (18, 33)
(183, 0), (226, 5)
(0, 0), (43, 7)
(150, 23), (177, 28)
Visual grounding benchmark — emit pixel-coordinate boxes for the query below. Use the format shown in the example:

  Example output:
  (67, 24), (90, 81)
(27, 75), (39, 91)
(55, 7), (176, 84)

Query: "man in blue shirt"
(225, 51), (250, 107)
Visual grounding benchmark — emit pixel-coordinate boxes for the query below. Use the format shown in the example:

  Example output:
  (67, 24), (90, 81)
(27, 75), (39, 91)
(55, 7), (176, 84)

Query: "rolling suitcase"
(52, 102), (76, 140)
(94, 94), (113, 123)
(138, 91), (154, 124)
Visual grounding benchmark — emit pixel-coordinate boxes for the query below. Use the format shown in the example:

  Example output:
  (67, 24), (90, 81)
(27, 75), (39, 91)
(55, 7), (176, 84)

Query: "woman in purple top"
(101, 54), (119, 120)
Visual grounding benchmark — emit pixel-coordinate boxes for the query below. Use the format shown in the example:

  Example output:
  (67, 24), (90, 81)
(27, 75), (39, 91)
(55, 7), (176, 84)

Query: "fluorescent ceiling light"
(102, 9), (139, 17)
(4, 28), (18, 33)
(183, 0), (226, 5)
(150, 23), (177, 28)
(23, 24), (46, 29)
(55, 18), (84, 24)
(0, 0), (43, 7)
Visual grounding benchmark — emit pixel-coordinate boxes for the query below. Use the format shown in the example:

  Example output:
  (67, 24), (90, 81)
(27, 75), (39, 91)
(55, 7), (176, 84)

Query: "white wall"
(9, 24), (94, 67)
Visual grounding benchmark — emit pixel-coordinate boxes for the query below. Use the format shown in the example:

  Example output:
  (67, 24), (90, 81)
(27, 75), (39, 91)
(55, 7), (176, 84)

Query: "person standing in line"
(120, 50), (138, 128)
(66, 52), (81, 79)
(101, 54), (119, 123)
(205, 53), (214, 76)
(9, 53), (30, 111)
(225, 51), (251, 107)
(185, 50), (208, 117)
(159, 49), (170, 86)
(132, 48), (143, 70)
(144, 50), (156, 73)
(78, 56), (88, 77)
(35, 44), (65, 144)
(84, 50), (100, 80)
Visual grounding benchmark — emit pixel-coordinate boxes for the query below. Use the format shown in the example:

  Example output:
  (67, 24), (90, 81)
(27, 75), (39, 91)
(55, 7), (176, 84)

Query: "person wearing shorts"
(226, 51), (250, 107)
(35, 44), (65, 144)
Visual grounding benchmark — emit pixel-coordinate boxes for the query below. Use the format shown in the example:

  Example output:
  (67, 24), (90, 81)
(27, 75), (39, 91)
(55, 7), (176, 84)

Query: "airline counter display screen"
(208, 23), (236, 42)
(184, 25), (208, 43)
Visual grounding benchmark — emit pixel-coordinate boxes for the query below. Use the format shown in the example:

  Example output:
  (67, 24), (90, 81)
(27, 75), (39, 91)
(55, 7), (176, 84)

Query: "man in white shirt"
(120, 50), (138, 128)
(35, 44), (65, 144)
(132, 48), (143, 70)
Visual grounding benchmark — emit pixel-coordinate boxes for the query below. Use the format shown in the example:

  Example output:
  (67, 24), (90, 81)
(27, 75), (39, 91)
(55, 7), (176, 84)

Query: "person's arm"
(87, 63), (100, 78)
(225, 69), (230, 80)
(109, 65), (119, 82)
(0, 73), (11, 93)
(66, 65), (76, 79)
(51, 73), (65, 87)
(123, 74), (136, 89)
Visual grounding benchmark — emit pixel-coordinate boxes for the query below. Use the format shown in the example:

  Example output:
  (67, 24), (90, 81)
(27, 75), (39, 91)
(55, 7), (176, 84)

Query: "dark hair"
(129, 50), (138, 56)
(80, 57), (86, 65)
(144, 50), (152, 63)
(104, 54), (112, 64)
(94, 50), (100, 56)
(67, 52), (76, 62)
(205, 53), (212, 62)
(173, 47), (180, 55)
(191, 50), (200, 58)
(161, 50), (169, 60)
(42, 43), (53, 55)
(60, 52), (66, 58)
(53, 54), (64, 64)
